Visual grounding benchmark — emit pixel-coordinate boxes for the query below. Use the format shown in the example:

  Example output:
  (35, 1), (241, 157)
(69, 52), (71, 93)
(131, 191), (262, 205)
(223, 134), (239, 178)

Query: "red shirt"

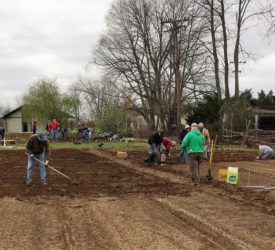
(162, 137), (173, 150)
(50, 120), (60, 130)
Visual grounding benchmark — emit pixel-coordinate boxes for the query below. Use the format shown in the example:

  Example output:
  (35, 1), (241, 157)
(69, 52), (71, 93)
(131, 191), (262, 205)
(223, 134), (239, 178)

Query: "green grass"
(49, 140), (147, 150)
(2, 139), (270, 153)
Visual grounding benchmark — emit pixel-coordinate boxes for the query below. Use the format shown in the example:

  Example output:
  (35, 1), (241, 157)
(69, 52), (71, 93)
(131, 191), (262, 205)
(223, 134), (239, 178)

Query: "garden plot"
(0, 148), (275, 249)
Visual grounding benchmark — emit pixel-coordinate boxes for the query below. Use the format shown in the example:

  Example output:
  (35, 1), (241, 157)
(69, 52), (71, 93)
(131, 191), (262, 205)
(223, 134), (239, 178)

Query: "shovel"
(206, 139), (214, 181)
(25, 153), (79, 185)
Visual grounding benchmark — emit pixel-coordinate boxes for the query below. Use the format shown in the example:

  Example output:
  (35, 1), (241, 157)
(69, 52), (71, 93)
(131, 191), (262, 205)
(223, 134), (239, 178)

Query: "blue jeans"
(61, 129), (68, 140)
(261, 150), (273, 160)
(84, 132), (90, 140)
(47, 130), (52, 140)
(27, 153), (46, 184)
(147, 144), (161, 163)
(177, 148), (187, 160)
(52, 129), (58, 141)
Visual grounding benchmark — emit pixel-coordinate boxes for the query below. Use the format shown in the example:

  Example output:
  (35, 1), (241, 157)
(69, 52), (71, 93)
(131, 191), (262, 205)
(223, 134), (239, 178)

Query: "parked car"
(94, 132), (114, 140)
(111, 134), (122, 140)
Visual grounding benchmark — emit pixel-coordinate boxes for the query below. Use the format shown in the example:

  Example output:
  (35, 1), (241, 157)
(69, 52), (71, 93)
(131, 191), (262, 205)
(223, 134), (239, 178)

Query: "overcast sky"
(0, 0), (113, 107)
(0, 0), (274, 108)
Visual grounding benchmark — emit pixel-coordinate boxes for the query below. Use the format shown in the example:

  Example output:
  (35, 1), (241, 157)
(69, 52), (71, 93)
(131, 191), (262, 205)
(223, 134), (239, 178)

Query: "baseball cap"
(198, 122), (204, 128)
(191, 123), (198, 128)
(37, 131), (47, 141)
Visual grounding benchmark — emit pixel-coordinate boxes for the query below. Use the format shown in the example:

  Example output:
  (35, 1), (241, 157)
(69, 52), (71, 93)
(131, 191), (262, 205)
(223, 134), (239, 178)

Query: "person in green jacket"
(182, 123), (205, 187)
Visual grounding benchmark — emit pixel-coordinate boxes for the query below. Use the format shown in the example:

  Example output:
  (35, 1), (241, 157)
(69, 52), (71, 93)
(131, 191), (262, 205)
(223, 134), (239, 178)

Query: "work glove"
(44, 160), (49, 166)
(29, 154), (34, 158)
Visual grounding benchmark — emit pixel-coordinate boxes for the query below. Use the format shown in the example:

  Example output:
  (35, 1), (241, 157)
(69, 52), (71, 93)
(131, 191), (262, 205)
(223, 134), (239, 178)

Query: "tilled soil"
(0, 148), (275, 249)
(0, 149), (189, 198)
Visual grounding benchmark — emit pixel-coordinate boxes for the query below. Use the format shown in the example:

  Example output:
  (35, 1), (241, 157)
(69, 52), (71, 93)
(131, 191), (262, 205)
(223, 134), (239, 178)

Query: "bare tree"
(93, 0), (211, 130)
(233, 0), (274, 97)
(72, 78), (124, 120)
(218, 0), (230, 100)
(197, 0), (234, 103)
(197, 0), (274, 101)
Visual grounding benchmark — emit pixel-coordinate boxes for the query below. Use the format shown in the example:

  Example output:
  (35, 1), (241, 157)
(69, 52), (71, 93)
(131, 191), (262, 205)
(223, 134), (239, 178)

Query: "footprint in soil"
(269, 209), (275, 216)
(15, 196), (24, 201)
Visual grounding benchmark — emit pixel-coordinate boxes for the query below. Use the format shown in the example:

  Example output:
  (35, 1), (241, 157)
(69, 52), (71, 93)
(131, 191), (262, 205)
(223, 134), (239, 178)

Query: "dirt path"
(0, 149), (275, 249)
(0, 196), (229, 250)
(1, 194), (274, 249)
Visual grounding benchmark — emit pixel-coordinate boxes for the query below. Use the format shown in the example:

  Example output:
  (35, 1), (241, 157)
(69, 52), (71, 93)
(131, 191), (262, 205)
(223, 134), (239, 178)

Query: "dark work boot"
(148, 155), (155, 164)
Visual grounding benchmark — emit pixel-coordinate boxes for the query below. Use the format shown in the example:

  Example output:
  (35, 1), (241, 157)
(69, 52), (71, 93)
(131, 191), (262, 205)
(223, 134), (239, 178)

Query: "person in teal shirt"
(182, 123), (205, 187)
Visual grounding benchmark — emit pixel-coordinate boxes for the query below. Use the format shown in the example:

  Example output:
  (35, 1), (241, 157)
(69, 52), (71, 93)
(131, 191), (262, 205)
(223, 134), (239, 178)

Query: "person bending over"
(26, 131), (50, 186)
(145, 130), (164, 164)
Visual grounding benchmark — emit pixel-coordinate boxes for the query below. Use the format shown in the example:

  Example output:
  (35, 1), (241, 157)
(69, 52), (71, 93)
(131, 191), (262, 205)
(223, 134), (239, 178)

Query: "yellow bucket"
(226, 172), (239, 185)
(218, 169), (228, 182)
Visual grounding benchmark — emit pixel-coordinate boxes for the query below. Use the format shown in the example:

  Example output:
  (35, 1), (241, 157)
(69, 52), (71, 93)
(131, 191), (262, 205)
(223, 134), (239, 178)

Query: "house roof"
(1, 105), (74, 119)
(1, 106), (22, 119)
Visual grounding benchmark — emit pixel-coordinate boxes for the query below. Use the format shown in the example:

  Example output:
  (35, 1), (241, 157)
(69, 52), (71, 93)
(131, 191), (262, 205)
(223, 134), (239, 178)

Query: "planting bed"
(0, 149), (188, 198)
(121, 149), (257, 165)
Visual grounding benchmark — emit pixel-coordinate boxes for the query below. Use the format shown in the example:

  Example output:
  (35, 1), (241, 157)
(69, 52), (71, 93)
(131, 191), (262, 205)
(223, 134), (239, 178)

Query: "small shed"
(254, 109), (275, 130)
(0, 106), (37, 133)
(0, 106), (74, 133)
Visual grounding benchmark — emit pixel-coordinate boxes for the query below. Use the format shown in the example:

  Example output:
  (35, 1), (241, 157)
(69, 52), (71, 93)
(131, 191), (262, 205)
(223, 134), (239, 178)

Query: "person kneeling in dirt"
(257, 145), (273, 160)
(26, 131), (50, 186)
(160, 137), (176, 165)
(182, 123), (205, 187)
(145, 130), (164, 165)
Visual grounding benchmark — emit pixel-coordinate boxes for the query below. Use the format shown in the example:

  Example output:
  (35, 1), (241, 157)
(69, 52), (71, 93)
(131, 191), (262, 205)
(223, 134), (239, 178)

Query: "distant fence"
(4, 132), (32, 141)
(223, 129), (275, 146)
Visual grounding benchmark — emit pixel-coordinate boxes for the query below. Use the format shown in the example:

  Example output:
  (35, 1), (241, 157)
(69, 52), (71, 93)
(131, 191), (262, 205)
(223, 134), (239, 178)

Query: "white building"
(0, 106), (34, 133)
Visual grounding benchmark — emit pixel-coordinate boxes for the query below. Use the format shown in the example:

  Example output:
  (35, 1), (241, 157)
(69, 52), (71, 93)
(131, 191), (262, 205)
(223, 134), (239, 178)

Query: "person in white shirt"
(257, 145), (273, 160)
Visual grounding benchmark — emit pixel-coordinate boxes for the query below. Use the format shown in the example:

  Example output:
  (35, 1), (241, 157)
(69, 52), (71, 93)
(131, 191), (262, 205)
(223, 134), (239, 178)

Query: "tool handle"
(209, 139), (214, 170)
(25, 153), (73, 181)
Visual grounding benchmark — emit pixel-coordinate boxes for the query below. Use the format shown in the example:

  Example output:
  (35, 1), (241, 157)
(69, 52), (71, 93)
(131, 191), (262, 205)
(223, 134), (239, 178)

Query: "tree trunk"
(210, 0), (222, 102)
(220, 0), (230, 100)
(234, 0), (242, 98)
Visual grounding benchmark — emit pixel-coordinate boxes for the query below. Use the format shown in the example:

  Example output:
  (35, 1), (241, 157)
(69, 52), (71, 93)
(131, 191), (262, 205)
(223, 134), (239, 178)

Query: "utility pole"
(174, 21), (181, 131)
(162, 18), (188, 130)
(230, 61), (246, 96)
